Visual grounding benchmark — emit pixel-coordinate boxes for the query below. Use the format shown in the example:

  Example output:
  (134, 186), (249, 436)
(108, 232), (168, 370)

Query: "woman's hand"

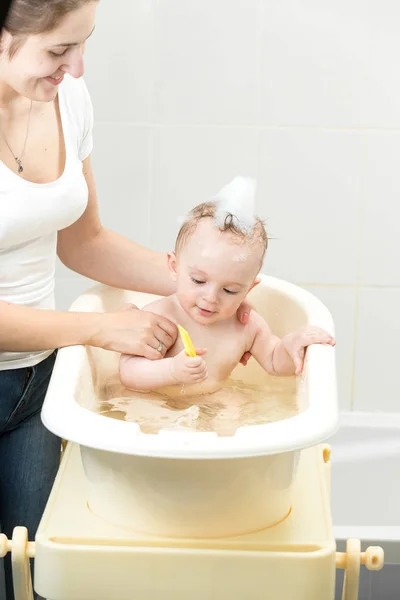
(236, 299), (252, 326)
(236, 300), (253, 366)
(91, 303), (177, 359)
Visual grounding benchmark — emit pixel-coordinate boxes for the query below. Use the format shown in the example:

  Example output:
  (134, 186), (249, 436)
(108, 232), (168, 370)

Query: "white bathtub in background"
(331, 411), (400, 564)
(41, 276), (338, 539)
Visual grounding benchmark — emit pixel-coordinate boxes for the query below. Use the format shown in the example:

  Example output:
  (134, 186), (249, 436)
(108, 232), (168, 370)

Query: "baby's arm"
(248, 312), (335, 376)
(120, 354), (177, 390)
(120, 349), (207, 391)
(119, 299), (208, 390)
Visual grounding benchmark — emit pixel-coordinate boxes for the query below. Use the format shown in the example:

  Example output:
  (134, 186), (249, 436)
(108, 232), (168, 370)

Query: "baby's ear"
(248, 277), (261, 293)
(167, 251), (178, 280)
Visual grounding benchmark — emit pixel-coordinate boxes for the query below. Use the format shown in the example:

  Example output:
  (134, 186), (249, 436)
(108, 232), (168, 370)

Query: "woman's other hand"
(236, 300), (253, 365)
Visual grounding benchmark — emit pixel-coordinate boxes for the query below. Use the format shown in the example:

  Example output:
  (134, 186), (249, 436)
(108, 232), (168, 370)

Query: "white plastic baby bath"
(41, 275), (338, 538)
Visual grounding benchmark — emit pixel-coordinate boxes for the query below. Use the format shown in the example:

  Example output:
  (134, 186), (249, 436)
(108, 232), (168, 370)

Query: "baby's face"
(171, 220), (262, 325)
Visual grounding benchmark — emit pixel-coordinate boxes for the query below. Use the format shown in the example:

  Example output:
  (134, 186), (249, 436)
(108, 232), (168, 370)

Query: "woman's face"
(0, 1), (97, 102)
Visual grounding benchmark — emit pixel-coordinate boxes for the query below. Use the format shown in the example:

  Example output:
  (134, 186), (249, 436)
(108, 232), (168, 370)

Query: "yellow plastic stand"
(1, 443), (384, 600)
(0, 527), (35, 600)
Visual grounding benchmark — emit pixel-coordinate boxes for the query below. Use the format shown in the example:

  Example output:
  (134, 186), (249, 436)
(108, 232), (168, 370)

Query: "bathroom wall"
(56, 0), (400, 414)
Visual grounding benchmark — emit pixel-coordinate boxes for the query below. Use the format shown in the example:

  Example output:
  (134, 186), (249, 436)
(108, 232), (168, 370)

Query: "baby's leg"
(118, 353), (143, 389)
(119, 353), (132, 369)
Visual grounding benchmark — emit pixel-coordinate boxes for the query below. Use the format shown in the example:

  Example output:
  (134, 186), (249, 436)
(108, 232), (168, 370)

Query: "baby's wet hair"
(175, 201), (268, 263)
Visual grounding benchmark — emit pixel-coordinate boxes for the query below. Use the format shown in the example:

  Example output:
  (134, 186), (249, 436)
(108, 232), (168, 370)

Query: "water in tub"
(101, 377), (297, 436)
(86, 348), (299, 437)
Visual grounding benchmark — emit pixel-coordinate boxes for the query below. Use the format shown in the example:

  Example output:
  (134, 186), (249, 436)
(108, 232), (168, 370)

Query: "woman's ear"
(167, 251), (178, 281)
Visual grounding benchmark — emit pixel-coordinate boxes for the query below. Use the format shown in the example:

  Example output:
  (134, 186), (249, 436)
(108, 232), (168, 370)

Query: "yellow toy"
(178, 324), (197, 357)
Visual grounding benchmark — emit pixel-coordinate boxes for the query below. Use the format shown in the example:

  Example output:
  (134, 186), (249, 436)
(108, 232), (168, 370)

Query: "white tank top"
(0, 75), (93, 370)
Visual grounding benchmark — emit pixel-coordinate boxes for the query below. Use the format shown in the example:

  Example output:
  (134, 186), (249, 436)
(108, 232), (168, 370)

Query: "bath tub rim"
(41, 275), (339, 459)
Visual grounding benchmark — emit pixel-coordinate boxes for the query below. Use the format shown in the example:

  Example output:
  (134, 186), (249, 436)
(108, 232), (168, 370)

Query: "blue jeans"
(0, 351), (61, 600)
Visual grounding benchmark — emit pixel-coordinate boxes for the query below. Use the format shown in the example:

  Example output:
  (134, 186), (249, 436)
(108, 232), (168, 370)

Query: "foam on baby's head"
(175, 176), (268, 264)
(214, 176), (257, 235)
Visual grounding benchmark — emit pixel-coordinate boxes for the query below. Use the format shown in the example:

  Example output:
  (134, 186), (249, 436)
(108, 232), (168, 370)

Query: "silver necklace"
(0, 100), (33, 174)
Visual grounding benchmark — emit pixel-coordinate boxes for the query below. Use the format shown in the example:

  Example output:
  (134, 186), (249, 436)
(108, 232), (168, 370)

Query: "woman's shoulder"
(60, 74), (91, 106)
(59, 75), (93, 129)
(59, 75), (93, 160)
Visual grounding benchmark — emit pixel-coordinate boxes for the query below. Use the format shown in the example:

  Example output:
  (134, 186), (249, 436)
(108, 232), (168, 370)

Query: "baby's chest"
(171, 325), (249, 376)
(206, 337), (247, 379)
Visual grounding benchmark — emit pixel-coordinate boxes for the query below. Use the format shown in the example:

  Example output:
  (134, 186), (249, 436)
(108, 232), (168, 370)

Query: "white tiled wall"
(56, 0), (400, 414)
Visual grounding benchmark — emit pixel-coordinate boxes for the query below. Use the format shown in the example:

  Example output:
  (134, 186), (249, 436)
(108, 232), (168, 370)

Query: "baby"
(120, 179), (335, 396)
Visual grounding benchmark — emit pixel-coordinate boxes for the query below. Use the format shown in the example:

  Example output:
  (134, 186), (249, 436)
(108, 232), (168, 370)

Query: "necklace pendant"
(1, 99), (32, 176)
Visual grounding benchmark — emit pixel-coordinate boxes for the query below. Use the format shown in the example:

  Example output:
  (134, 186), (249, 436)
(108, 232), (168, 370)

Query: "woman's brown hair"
(3, 0), (95, 57)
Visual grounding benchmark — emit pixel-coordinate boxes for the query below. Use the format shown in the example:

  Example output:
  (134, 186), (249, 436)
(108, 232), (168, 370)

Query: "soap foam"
(214, 176), (257, 235)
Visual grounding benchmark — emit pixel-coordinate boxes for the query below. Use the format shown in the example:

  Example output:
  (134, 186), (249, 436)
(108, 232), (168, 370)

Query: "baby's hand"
(282, 326), (335, 375)
(171, 349), (208, 384)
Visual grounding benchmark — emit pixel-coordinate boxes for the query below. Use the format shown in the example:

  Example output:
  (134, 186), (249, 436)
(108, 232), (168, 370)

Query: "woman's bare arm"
(57, 157), (175, 297)
(0, 299), (100, 352)
(0, 299), (177, 358)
